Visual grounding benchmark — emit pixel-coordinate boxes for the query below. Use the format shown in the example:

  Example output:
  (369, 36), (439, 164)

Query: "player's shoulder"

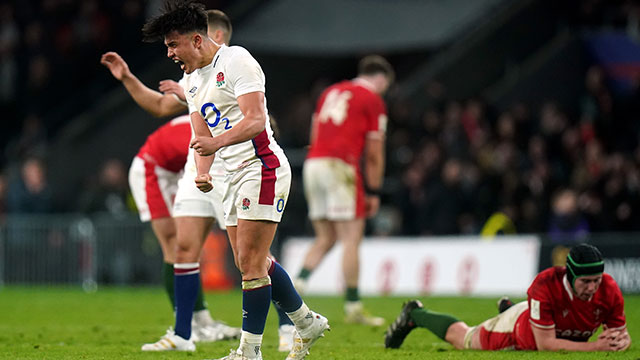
(600, 273), (621, 290)
(531, 267), (564, 288)
(224, 45), (254, 60)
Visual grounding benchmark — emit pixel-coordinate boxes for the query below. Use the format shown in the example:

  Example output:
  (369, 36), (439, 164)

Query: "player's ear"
(192, 33), (202, 48)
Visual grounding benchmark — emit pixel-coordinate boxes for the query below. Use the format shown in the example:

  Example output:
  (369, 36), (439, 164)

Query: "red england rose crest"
(216, 72), (225, 87)
(242, 198), (251, 210)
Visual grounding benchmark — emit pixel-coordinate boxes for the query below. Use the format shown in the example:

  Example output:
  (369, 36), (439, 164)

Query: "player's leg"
(150, 217), (178, 308)
(267, 253), (295, 352)
(129, 158), (184, 314)
(294, 219), (337, 293)
(384, 300), (463, 349)
(172, 174), (240, 343)
(227, 220), (275, 358)
(336, 218), (384, 326)
(296, 159), (337, 292)
(141, 216), (213, 351)
(173, 216), (212, 339)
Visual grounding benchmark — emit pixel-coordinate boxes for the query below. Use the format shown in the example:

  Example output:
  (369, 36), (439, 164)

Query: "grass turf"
(0, 287), (637, 359)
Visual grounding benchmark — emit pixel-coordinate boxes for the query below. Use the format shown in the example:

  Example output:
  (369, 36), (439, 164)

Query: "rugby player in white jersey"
(101, 9), (242, 349)
(102, 9), (297, 352)
(140, 1), (329, 359)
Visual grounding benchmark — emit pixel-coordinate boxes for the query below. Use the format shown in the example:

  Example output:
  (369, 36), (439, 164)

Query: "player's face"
(165, 31), (197, 74)
(573, 274), (602, 301)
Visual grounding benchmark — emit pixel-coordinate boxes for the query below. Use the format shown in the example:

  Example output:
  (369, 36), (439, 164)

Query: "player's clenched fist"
(190, 136), (219, 156)
(195, 173), (213, 193)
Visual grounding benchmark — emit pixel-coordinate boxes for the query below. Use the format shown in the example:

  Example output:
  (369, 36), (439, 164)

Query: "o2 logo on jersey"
(276, 198), (285, 213)
(201, 102), (232, 130)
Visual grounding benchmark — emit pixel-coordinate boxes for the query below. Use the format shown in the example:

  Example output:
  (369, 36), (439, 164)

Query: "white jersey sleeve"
(228, 50), (265, 97)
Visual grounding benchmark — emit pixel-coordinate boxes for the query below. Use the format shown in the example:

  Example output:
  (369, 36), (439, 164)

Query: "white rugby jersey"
(183, 44), (287, 172)
(175, 77), (225, 178)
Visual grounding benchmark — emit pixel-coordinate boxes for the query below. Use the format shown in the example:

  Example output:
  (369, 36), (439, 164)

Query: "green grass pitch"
(0, 287), (637, 359)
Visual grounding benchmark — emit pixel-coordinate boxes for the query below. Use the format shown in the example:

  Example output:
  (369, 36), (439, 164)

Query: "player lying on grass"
(385, 243), (631, 352)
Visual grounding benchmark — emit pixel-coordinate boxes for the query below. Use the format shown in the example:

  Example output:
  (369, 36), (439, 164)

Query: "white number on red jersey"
(317, 89), (352, 126)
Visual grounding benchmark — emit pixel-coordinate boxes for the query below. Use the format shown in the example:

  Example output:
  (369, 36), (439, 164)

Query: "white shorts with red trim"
(223, 159), (291, 226)
(303, 157), (364, 221)
(173, 166), (226, 230)
(128, 156), (180, 222)
(465, 301), (529, 350)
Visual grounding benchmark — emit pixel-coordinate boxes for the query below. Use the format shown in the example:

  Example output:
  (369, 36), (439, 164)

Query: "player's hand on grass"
(597, 326), (631, 351)
(609, 329), (631, 351)
(195, 173), (213, 193)
(190, 136), (220, 156)
(159, 80), (186, 101)
(100, 52), (131, 81)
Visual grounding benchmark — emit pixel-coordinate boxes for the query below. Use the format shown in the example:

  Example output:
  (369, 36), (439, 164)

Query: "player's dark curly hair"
(142, 0), (208, 42)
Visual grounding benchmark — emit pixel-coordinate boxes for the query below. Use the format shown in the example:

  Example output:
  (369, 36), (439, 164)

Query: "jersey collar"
(352, 77), (376, 92)
(563, 274), (574, 301)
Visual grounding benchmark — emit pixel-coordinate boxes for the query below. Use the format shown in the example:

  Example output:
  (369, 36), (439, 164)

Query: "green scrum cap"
(566, 243), (604, 290)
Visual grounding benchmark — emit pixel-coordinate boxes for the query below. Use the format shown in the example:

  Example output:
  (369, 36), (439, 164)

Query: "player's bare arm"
(363, 134), (385, 217)
(100, 51), (186, 118)
(190, 111), (214, 193)
(532, 325), (620, 351)
(190, 91), (267, 156)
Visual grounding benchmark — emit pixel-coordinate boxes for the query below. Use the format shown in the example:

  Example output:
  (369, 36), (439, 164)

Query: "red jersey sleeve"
(527, 269), (556, 330)
(603, 275), (627, 330)
(365, 94), (387, 135)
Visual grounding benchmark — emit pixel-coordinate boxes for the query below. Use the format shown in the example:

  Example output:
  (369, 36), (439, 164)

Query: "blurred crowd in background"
(2, 0), (640, 244)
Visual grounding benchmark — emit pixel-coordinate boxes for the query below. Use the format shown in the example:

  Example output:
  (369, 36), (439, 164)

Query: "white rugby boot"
(141, 328), (195, 351)
(344, 301), (385, 326)
(286, 311), (330, 360)
(278, 324), (296, 352)
(210, 348), (263, 360)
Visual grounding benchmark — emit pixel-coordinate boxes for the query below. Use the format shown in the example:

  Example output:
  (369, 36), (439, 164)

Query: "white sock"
(192, 309), (214, 326)
(286, 302), (313, 330)
(239, 331), (263, 358)
(344, 300), (363, 314)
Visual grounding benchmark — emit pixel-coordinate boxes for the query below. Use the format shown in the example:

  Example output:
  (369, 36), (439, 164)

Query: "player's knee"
(236, 251), (262, 274)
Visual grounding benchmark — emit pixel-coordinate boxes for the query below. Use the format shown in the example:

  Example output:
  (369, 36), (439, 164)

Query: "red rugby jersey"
(514, 266), (626, 350)
(136, 115), (191, 172)
(306, 79), (387, 166)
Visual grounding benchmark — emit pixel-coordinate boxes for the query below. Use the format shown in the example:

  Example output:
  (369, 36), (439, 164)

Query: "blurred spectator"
(77, 158), (133, 216)
(420, 158), (469, 235)
(0, 3), (19, 104)
(4, 113), (48, 164)
(548, 188), (589, 244)
(6, 156), (53, 214)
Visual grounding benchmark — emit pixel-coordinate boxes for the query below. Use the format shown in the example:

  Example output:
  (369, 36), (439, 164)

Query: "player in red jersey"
(384, 243), (631, 352)
(295, 55), (394, 326)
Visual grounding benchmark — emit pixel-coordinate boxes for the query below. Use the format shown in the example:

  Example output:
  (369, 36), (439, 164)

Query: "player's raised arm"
(100, 51), (186, 117)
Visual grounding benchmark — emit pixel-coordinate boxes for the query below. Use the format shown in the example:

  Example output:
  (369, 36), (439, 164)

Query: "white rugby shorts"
(173, 166), (226, 230)
(128, 156), (180, 222)
(303, 157), (365, 221)
(223, 160), (291, 226)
